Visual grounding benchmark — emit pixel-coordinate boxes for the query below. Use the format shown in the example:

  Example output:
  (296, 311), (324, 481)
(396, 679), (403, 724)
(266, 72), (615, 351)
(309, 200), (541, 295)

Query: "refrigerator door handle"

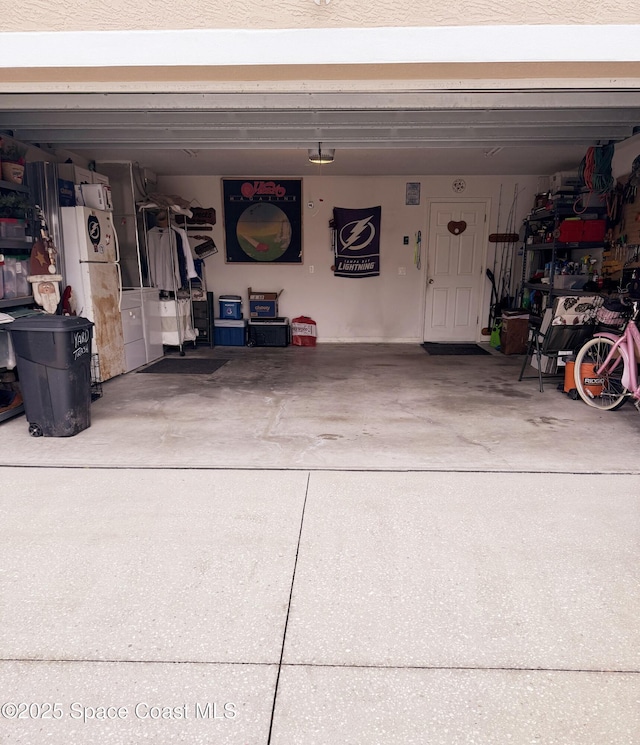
(112, 216), (121, 264)
(110, 213), (123, 311)
(116, 261), (123, 312)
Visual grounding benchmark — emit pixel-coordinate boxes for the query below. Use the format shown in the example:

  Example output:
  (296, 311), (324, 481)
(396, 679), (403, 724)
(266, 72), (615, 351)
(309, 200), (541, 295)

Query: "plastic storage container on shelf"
(0, 218), (27, 240)
(9, 315), (94, 437)
(2, 257), (30, 299)
(213, 318), (246, 346)
(15, 258), (29, 297)
(219, 295), (243, 319)
(2, 257), (17, 299)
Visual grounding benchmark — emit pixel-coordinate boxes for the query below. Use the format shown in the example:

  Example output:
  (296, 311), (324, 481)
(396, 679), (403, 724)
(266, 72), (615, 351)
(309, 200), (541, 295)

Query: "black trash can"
(9, 315), (94, 437)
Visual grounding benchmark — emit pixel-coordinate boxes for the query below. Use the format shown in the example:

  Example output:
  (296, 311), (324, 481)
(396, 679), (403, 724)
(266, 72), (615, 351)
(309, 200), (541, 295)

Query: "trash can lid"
(9, 314), (94, 333)
(219, 295), (242, 301)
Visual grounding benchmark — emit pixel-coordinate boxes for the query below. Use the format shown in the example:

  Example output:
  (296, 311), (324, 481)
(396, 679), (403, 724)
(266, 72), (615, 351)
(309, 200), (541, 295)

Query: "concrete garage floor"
(0, 342), (639, 471)
(0, 343), (639, 744)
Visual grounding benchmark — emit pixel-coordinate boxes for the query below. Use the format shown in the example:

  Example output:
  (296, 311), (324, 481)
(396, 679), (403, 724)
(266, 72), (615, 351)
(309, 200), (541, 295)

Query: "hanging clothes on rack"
(140, 206), (197, 355)
(171, 221), (198, 283)
(147, 212), (197, 292)
(147, 224), (182, 292)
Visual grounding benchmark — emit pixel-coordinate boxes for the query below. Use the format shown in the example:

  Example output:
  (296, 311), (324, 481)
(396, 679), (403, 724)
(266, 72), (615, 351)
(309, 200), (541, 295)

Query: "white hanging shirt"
(147, 227), (181, 291)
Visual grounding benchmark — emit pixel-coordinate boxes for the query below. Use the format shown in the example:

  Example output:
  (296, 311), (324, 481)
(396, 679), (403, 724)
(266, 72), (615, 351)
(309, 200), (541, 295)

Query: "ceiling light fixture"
(308, 142), (335, 165)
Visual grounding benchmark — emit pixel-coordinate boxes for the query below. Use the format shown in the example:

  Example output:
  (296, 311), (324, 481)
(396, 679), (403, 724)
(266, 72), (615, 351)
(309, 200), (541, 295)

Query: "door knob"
(428, 278), (434, 284)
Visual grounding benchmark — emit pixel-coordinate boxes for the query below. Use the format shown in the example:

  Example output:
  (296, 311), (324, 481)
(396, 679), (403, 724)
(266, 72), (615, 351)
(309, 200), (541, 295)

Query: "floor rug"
(137, 358), (229, 374)
(421, 343), (491, 356)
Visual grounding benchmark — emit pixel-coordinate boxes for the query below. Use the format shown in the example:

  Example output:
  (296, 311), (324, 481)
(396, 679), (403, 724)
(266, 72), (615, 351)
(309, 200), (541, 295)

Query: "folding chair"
(518, 295), (603, 392)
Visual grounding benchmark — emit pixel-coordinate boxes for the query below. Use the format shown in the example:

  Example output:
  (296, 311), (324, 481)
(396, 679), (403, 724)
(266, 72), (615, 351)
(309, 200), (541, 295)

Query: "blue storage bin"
(214, 318), (246, 346)
(219, 295), (243, 319)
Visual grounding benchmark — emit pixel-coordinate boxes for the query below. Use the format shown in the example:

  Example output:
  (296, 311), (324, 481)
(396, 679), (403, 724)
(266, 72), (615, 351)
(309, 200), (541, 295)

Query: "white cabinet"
(120, 290), (146, 372)
(121, 289), (164, 371)
(141, 287), (164, 364)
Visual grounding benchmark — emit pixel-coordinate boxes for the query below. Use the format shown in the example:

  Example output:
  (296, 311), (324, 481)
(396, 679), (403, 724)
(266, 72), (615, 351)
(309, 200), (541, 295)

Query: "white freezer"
(61, 205), (126, 381)
(61, 206), (118, 263)
(76, 262), (126, 381)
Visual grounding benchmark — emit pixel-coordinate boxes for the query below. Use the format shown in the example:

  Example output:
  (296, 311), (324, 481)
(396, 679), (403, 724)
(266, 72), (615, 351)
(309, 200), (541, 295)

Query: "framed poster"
(222, 179), (303, 263)
(405, 182), (421, 205)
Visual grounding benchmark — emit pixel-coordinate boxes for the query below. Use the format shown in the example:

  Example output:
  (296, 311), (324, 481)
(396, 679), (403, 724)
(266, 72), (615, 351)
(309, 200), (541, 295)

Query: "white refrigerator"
(60, 206), (126, 381)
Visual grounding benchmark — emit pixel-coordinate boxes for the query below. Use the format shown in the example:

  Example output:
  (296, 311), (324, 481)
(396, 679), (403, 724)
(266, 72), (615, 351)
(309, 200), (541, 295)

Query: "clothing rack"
(139, 206), (196, 356)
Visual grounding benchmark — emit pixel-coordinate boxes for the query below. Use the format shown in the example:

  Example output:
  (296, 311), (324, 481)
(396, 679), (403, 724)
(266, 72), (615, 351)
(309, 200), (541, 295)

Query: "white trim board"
(1, 26), (640, 68)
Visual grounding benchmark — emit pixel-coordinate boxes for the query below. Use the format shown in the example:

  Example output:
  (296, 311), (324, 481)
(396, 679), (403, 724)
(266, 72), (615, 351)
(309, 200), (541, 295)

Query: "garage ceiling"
(1, 90), (639, 177)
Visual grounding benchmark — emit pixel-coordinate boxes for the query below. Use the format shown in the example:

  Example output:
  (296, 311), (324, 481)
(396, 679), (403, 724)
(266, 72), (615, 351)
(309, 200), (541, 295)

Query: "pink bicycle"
(573, 296), (640, 411)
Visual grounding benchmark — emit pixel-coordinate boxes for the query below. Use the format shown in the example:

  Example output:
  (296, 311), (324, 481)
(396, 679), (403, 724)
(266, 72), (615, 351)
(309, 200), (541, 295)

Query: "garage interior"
(1, 80), (640, 743)
(2, 89), (640, 437)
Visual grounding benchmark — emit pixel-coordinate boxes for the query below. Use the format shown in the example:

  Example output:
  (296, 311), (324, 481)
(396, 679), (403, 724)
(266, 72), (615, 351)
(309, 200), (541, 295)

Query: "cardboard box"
(500, 314), (529, 355)
(91, 172), (110, 186)
(57, 164), (93, 185)
(80, 183), (113, 211)
(248, 287), (282, 318)
(57, 179), (76, 207)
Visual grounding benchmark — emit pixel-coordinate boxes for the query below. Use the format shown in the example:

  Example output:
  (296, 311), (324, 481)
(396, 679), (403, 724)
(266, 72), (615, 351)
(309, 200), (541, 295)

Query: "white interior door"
(423, 201), (487, 342)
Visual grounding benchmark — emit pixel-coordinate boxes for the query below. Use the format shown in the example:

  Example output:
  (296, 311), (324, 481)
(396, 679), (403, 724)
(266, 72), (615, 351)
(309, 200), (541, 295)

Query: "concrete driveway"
(1, 344), (638, 743)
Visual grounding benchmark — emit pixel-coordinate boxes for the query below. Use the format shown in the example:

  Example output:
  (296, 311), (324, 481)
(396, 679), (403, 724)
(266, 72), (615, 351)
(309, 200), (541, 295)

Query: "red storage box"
(581, 219), (606, 242)
(557, 219), (583, 242)
(557, 218), (606, 244)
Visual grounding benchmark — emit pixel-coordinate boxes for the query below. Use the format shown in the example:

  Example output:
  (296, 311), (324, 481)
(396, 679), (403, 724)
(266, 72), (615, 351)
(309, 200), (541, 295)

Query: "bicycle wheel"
(574, 337), (628, 410)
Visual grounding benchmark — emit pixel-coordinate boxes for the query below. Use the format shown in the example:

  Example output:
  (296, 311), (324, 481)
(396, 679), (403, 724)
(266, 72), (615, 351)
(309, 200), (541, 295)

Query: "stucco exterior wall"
(1, 0), (638, 32)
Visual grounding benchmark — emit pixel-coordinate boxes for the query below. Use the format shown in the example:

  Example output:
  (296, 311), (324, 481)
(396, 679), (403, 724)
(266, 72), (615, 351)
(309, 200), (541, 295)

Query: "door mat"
(137, 358), (229, 374)
(421, 343), (491, 356)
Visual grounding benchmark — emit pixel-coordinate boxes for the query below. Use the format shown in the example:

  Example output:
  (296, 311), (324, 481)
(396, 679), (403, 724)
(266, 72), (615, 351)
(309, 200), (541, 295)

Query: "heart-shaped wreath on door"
(447, 220), (467, 235)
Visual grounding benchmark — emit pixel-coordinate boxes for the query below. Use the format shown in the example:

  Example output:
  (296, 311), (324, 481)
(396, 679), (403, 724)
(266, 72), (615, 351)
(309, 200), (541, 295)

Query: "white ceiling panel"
(0, 91), (638, 176)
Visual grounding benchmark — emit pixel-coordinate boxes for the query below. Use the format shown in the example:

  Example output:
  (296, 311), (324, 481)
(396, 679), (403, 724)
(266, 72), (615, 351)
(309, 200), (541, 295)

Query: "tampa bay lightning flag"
(333, 206), (381, 278)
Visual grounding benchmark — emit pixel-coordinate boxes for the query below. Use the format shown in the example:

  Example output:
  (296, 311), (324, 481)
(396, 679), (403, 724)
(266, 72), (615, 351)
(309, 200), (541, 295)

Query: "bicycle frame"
(592, 309), (640, 399)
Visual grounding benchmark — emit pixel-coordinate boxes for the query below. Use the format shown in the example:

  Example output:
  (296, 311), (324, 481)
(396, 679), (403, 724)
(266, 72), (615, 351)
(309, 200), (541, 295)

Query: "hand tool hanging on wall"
(488, 232), (520, 243)
(414, 230), (421, 269)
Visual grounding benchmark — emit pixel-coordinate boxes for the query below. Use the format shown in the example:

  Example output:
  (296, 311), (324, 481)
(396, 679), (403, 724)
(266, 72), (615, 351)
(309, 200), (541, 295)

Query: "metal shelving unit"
(0, 178), (29, 194)
(521, 204), (607, 315)
(0, 175), (34, 422)
(0, 295), (33, 309)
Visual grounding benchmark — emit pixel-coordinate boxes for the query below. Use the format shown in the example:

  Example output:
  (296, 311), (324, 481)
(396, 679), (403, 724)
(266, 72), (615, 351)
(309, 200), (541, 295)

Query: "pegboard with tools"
(608, 172), (640, 281)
